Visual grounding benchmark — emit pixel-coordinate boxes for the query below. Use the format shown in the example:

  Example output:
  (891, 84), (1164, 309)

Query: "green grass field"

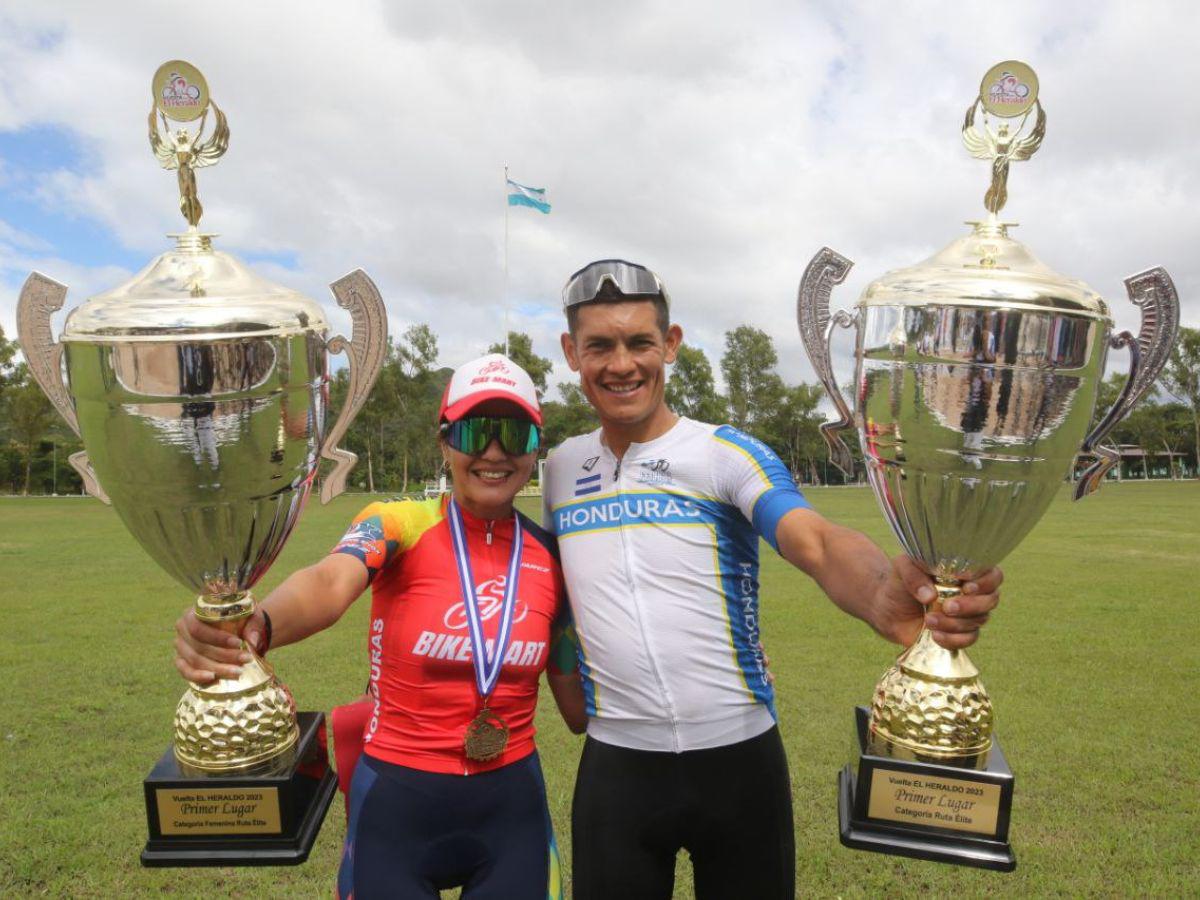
(2, 483), (1197, 898)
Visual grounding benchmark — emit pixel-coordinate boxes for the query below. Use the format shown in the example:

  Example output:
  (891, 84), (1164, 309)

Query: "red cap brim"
(440, 390), (543, 426)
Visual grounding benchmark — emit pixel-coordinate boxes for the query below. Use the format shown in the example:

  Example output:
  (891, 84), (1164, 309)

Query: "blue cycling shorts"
(338, 750), (561, 899)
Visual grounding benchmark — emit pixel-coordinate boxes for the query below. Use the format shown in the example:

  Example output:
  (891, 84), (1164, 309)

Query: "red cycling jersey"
(331, 495), (568, 775)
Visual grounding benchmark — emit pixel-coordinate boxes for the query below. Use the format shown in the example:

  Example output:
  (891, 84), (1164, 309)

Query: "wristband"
(258, 609), (273, 657)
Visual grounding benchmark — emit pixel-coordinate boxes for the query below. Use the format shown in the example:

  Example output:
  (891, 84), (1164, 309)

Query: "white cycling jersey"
(542, 416), (810, 753)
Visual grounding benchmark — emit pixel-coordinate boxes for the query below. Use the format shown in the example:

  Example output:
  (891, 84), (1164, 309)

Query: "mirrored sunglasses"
(441, 417), (541, 456)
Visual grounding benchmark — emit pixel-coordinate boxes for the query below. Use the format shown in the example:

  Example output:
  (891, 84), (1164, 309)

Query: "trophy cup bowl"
(801, 236), (1178, 757)
(58, 246), (384, 771)
(14, 60), (388, 866)
(796, 61), (1180, 871)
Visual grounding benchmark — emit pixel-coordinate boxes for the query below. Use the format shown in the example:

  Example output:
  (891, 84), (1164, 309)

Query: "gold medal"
(464, 708), (510, 761)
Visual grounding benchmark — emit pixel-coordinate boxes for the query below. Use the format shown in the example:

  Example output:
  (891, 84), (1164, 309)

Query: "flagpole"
(503, 164), (510, 358)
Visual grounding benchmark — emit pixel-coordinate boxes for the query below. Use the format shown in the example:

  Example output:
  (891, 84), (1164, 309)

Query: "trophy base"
(838, 706), (1015, 872)
(141, 711), (337, 867)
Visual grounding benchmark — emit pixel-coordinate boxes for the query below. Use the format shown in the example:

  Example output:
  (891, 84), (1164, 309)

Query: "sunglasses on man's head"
(562, 259), (670, 309)
(440, 417), (541, 456)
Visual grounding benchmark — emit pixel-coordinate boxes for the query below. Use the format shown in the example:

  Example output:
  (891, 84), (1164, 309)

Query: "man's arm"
(774, 507), (1001, 649)
(174, 553), (369, 683)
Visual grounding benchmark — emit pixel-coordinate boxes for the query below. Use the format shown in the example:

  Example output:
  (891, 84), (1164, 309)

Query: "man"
(543, 259), (1001, 899)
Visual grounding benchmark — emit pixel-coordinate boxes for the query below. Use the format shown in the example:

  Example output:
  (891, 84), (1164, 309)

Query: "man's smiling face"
(561, 300), (682, 437)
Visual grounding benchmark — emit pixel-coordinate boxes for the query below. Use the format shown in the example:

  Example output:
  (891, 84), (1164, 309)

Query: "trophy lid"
(61, 230), (328, 342)
(861, 61), (1110, 323)
(62, 60), (327, 343)
(859, 218), (1110, 320)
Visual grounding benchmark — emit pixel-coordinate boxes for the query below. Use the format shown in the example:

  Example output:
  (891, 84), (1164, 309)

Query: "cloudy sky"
(1, 1), (1196, 398)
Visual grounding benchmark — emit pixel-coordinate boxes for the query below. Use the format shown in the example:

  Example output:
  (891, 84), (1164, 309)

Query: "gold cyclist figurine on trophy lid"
(963, 60), (1045, 217)
(149, 60), (229, 235)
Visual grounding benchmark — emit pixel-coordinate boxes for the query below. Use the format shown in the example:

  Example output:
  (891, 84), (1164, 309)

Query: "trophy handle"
(15, 272), (110, 503)
(798, 247), (858, 475)
(320, 269), (388, 504)
(1075, 266), (1180, 500)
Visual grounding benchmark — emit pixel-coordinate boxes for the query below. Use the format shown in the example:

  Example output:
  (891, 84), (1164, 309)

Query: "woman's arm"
(174, 553), (368, 684)
(547, 669), (587, 735)
(545, 623), (587, 734)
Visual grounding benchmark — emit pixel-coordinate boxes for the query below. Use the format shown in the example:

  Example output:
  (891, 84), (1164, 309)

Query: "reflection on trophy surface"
(16, 60), (387, 861)
(799, 61), (1179, 868)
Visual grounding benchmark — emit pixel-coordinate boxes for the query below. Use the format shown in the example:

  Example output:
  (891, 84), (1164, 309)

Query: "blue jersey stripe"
(752, 490), (808, 551)
(711, 510), (776, 714)
(713, 425), (809, 550)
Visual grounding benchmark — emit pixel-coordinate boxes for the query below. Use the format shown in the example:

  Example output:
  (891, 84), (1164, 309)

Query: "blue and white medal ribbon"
(448, 498), (522, 760)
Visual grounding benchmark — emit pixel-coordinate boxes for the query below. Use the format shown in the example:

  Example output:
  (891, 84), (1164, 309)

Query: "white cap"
(438, 354), (542, 425)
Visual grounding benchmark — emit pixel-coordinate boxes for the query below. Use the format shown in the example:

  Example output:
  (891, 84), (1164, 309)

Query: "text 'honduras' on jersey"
(542, 417), (810, 753)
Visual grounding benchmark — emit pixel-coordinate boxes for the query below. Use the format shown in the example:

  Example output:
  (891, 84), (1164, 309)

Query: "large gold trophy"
(798, 62), (1179, 870)
(17, 61), (387, 865)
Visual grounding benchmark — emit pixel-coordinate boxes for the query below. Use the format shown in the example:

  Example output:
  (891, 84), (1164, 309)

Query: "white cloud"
(0, 0), (1196, 399)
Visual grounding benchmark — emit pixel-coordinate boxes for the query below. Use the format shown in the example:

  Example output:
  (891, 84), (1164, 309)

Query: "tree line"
(1, 324), (1198, 495)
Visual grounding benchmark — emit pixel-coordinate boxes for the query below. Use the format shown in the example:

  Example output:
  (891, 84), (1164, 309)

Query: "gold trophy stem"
(173, 592), (299, 773)
(868, 578), (994, 768)
(194, 591), (256, 628)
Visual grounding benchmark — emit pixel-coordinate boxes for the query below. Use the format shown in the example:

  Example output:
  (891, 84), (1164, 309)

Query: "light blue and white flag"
(506, 178), (551, 214)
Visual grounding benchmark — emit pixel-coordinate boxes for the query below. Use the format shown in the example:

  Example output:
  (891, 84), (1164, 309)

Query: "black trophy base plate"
(839, 706), (1016, 872)
(141, 711), (338, 867)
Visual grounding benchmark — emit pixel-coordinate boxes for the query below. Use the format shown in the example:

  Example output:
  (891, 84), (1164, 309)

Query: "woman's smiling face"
(443, 398), (537, 520)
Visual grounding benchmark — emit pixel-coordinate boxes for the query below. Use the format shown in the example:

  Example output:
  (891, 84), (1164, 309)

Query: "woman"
(175, 353), (586, 899)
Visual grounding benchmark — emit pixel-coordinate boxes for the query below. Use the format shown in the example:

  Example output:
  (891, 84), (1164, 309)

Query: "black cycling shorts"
(337, 751), (561, 899)
(571, 725), (794, 899)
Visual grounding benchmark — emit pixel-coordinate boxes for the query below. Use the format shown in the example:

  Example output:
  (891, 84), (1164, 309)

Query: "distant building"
(1073, 445), (1192, 482)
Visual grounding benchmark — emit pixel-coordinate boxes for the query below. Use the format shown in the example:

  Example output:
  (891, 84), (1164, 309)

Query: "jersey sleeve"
(330, 501), (404, 584)
(710, 425), (810, 552)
